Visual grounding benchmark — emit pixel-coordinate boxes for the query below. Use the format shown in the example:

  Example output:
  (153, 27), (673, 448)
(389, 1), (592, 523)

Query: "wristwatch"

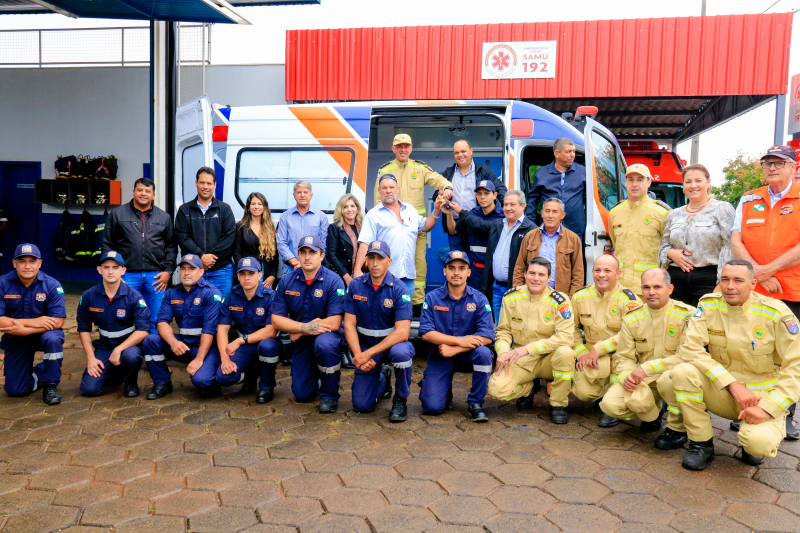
(242, 334), (249, 345)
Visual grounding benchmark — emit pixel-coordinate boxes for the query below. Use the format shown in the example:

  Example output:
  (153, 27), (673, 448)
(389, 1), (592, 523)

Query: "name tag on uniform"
(229, 306), (243, 311)
(353, 295), (368, 301)
(170, 300), (184, 304)
(511, 317), (523, 322)
(89, 307), (103, 312)
(581, 314), (591, 318)
(3, 295), (20, 299)
(434, 306), (449, 311)
(708, 329), (725, 336)
(285, 290), (301, 297)
(634, 338), (647, 343)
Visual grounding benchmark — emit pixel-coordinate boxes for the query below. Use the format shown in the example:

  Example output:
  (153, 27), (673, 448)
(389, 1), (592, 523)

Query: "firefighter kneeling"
(652, 259), (800, 470)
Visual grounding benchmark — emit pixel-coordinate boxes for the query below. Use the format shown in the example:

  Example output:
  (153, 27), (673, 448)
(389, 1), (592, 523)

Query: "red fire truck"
(620, 141), (686, 209)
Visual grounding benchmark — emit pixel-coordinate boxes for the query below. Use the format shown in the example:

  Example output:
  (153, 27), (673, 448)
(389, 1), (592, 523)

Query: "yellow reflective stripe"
(496, 342), (511, 353)
(652, 359), (664, 372)
(649, 203), (668, 214)
(609, 374), (619, 383)
(704, 366), (728, 382)
(748, 305), (781, 322)
(416, 208), (426, 215)
(703, 302), (728, 312)
(624, 309), (650, 324)
(746, 379), (779, 391)
(619, 262), (625, 269)
(535, 341), (546, 354)
(610, 201), (629, 214)
(634, 263), (659, 271)
(614, 293), (629, 304)
(543, 295), (557, 306)
(666, 404), (681, 415)
(768, 391), (791, 409)
(553, 371), (574, 381)
(675, 391), (704, 403)
(574, 344), (588, 355)
(618, 370), (632, 382)
(503, 292), (527, 304)
(574, 290), (597, 299)
(666, 308), (688, 319)
(505, 384), (521, 402)
(414, 280), (426, 287)
(603, 339), (615, 352)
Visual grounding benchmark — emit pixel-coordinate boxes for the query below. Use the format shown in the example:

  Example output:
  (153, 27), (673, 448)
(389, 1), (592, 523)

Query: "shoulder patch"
(621, 289), (636, 301)
(503, 286), (520, 297)
(609, 200), (629, 213)
(378, 160), (395, 170)
(783, 316), (799, 334)
(56, 287), (64, 294)
(412, 159), (432, 170)
(694, 307), (703, 318)
(550, 291), (566, 305)
(213, 294), (222, 302)
(654, 199), (672, 212)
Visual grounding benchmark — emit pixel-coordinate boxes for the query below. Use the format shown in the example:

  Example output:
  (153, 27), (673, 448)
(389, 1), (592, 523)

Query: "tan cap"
(393, 133), (412, 146)
(625, 382), (657, 414)
(582, 356), (611, 383)
(625, 163), (652, 180)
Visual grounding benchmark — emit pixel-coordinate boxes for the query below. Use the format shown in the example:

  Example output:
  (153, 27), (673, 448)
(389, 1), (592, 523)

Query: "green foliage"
(711, 152), (766, 206)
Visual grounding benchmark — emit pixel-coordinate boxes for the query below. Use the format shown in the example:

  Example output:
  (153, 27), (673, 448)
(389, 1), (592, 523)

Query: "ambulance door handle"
(342, 175), (347, 185)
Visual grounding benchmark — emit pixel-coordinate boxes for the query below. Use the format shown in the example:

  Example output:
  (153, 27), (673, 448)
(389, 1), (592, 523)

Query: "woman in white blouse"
(658, 164), (735, 307)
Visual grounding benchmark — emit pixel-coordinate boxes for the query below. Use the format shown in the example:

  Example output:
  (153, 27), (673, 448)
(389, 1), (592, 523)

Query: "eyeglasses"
(761, 160), (791, 169)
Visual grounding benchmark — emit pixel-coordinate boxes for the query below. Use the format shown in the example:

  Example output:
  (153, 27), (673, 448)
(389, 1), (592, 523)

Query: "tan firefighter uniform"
(599, 299), (695, 424)
(375, 153), (452, 305)
(657, 292), (800, 458)
(488, 285), (576, 407)
(609, 196), (669, 296)
(571, 284), (642, 402)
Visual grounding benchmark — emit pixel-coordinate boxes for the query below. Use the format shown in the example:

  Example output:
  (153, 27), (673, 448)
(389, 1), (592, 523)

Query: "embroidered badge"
(543, 312), (552, 322)
(485, 304), (492, 312)
(213, 295), (222, 301)
(229, 306), (244, 311)
(784, 317), (799, 334)
(644, 215), (652, 224)
(21, 245), (32, 253)
(56, 287), (64, 294)
(89, 307), (103, 312)
(708, 329), (725, 336)
(193, 298), (201, 305)
(35, 293), (46, 301)
(139, 299), (147, 308)
(285, 290), (301, 296)
(667, 325), (677, 337)
(434, 306), (449, 311)
(384, 299), (394, 308)
(336, 289), (345, 296)
(117, 309), (126, 318)
(256, 308), (265, 315)
(781, 205), (794, 215)
(634, 338), (647, 343)
(402, 295), (411, 302)
(559, 305), (571, 319)
(354, 295), (368, 301)
(753, 204), (766, 211)
(466, 303), (476, 312)
(170, 300), (184, 304)
(694, 307), (703, 318)
(754, 326), (765, 339)
(610, 307), (620, 316)
(314, 289), (323, 298)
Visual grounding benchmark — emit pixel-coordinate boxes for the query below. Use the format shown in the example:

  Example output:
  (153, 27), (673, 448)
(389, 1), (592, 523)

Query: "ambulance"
(175, 97), (629, 291)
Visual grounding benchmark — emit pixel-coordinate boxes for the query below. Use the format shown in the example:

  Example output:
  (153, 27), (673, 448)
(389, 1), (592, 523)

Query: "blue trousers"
(199, 338), (281, 390)
(204, 264), (233, 300)
(1, 330), (64, 395)
(492, 281), (506, 325)
(447, 230), (469, 256)
(122, 271), (166, 334)
(80, 345), (144, 396)
(352, 341), (414, 413)
(420, 346), (493, 414)
(291, 332), (341, 402)
(142, 333), (222, 390)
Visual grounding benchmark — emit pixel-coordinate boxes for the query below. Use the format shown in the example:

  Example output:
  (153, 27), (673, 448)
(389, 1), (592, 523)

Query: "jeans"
(492, 281), (506, 325)
(204, 263), (233, 298)
(400, 278), (415, 296)
(122, 271), (166, 334)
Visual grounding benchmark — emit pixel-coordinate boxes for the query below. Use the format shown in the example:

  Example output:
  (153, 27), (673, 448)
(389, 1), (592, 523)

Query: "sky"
(1, 0), (799, 184)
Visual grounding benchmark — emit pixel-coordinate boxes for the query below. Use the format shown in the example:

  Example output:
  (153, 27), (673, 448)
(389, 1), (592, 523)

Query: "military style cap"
(393, 134), (413, 146)
(14, 243), (41, 260)
(761, 145), (796, 161)
(236, 257), (261, 273)
(625, 163), (652, 180)
(444, 250), (470, 266)
(474, 180), (497, 193)
(297, 235), (323, 253)
(99, 250), (124, 267)
(366, 240), (391, 258)
(179, 254), (203, 269)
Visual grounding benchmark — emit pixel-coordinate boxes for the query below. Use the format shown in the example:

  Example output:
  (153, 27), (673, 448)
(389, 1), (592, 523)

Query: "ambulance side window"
(235, 147), (355, 213)
(591, 131), (620, 210)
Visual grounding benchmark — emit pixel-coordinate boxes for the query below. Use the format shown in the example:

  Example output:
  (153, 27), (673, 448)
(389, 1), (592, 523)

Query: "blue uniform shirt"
(156, 277), (222, 338)
(219, 283), (275, 335)
(344, 271), (412, 346)
(271, 266), (345, 325)
(456, 202), (504, 271)
(419, 285), (495, 351)
(0, 270), (66, 322)
(76, 282), (150, 348)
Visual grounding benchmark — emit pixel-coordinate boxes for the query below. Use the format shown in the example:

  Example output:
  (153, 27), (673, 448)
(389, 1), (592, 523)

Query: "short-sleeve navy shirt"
(76, 282), (150, 348)
(271, 266), (345, 325)
(156, 277), (222, 338)
(344, 271), (412, 347)
(218, 283), (275, 336)
(0, 270), (67, 324)
(418, 285), (495, 354)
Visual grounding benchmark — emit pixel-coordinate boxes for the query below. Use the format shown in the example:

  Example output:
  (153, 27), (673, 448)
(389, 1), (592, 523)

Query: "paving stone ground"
(0, 294), (798, 532)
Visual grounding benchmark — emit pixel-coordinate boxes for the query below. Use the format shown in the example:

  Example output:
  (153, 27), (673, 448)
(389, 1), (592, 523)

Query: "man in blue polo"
(141, 253), (223, 400)
(78, 251), (150, 397)
(213, 257), (282, 403)
(419, 250), (495, 422)
(0, 243), (66, 405)
(271, 235), (345, 413)
(344, 240), (414, 422)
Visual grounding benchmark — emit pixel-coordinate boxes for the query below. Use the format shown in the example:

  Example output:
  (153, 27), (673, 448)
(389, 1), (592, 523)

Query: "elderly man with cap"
(140, 254), (223, 400)
(418, 250), (495, 422)
(213, 256), (282, 403)
(77, 251), (150, 397)
(609, 163), (670, 297)
(732, 144), (800, 439)
(344, 240), (415, 422)
(443, 179), (504, 289)
(355, 173), (444, 296)
(271, 235), (346, 413)
(374, 134), (454, 309)
(0, 243), (66, 405)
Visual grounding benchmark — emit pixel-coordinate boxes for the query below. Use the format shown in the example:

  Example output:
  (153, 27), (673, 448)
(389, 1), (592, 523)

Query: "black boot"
(740, 448), (766, 466)
(340, 346), (355, 370)
(639, 403), (666, 432)
(654, 427), (689, 450)
(200, 382), (221, 398)
(389, 397), (408, 423)
(468, 403), (488, 423)
(787, 404), (799, 440)
(256, 389), (274, 404)
(598, 412), (620, 428)
(379, 366), (393, 400)
(730, 419), (740, 431)
(146, 382), (173, 400)
(125, 384), (140, 398)
(515, 385), (536, 410)
(446, 387), (453, 408)
(550, 406), (569, 424)
(682, 438), (715, 471)
(42, 386), (61, 406)
(319, 398), (338, 414)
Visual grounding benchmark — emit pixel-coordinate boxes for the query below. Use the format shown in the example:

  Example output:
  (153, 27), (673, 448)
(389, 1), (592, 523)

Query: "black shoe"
(42, 386), (61, 406)
(639, 418), (663, 433)
(682, 438), (715, 471)
(379, 366), (393, 400)
(125, 385), (140, 398)
(200, 383), (221, 398)
(446, 388), (453, 408)
(741, 448), (766, 466)
(516, 386), (536, 410)
(787, 405), (800, 440)
(550, 406), (569, 424)
(413, 303), (422, 317)
(654, 427), (689, 450)
(341, 348), (355, 370)
(598, 412), (620, 428)
(389, 397), (408, 423)
(146, 382), (173, 400)
(468, 403), (488, 423)
(319, 398), (338, 413)
(256, 389), (274, 404)
(730, 419), (741, 431)
(241, 382), (256, 394)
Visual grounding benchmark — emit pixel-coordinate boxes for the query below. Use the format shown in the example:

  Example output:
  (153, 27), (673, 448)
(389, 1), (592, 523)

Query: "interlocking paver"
(493, 444), (549, 463)
(53, 482), (120, 507)
(414, 424), (463, 440)
(394, 457), (452, 480)
(257, 415), (303, 431)
(214, 445), (266, 467)
(257, 496), (323, 526)
(28, 465), (92, 490)
(80, 498), (150, 526)
(707, 476), (777, 501)
(490, 463), (552, 486)
(0, 489), (52, 514)
(381, 479), (445, 507)
(122, 473), (183, 499)
(367, 504), (437, 532)
(725, 502), (800, 532)
(70, 445), (127, 466)
(114, 515), (186, 533)
(188, 506), (258, 533)
(546, 502), (621, 532)
(128, 438), (182, 460)
(95, 460), (153, 483)
(155, 489), (219, 516)
(428, 495), (498, 525)
(438, 471), (500, 496)
(595, 469), (663, 494)
(354, 444), (409, 465)
(282, 472), (341, 497)
(7, 451), (68, 474)
(543, 478), (610, 503)
(300, 514), (372, 533)
(541, 454), (602, 478)
(268, 439), (320, 459)
(488, 485), (557, 514)
(0, 474), (29, 495)
(187, 466), (244, 490)
(219, 480), (281, 507)
(494, 426), (547, 445)
(1, 505), (79, 533)
(157, 452), (211, 475)
(754, 468), (800, 492)
(406, 439), (458, 459)
(185, 433), (237, 454)
(603, 493), (677, 523)
(669, 511), (750, 533)
(484, 515), (560, 533)
(245, 458), (303, 481)
(302, 451), (357, 472)
(237, 429), (284, 447)
(322, 487), (385, 515)
(444, 450), (502, 471)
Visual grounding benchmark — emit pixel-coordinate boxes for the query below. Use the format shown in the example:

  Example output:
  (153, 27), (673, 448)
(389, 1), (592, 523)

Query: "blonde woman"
(327, 193), (364, 286)
(233, 192), (279, 287)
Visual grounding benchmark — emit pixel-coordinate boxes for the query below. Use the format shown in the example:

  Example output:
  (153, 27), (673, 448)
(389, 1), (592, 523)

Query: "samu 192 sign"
(481, 41), (557, 80)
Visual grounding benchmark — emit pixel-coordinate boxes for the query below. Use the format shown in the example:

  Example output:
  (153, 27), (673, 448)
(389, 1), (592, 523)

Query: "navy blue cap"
(297, 235), (323, 253)
(179, 254), (203, 269)
(366, 240), (391, 258)
(13, 243), (41, 260)
(379, 173), (398, 184)
(762, 145), (796, 161)
(237, 257), (261, 273)
(99, 250), (124, 267)
(444, 250), (470, 266)
(474, 180), (497, 193)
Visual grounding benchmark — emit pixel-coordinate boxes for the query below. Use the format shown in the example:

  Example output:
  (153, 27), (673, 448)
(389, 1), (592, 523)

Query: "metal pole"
(690, 136), (700, 165)
(38, 30), (41, 67)
(121, 28), (125, 66)
(775, 94), (787, 145)
(700, 0), (706, 16)
(202, 24), (206, 96)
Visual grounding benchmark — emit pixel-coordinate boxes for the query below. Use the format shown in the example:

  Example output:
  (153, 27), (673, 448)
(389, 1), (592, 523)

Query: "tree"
(711, 153), (765, 207)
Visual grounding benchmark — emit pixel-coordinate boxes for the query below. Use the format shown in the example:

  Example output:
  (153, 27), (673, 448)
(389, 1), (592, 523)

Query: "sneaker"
(146, 382), (173, 400)
(389, 397), (408, 423)
(682, 438), (715, 471)
(654, 427), (689, 450)
(379, 366), (393, 400)
(468, 403), (488, 423)
(319, 398), (338, 414)
(42, 386), (61, 406)
(256, 389), (274, 404)
(124, 385), (140, 398)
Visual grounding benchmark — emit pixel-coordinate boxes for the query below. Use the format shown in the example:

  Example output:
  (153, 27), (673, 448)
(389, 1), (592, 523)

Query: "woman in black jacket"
(327, 193), (364, 286)
(233, 192), (279, 287)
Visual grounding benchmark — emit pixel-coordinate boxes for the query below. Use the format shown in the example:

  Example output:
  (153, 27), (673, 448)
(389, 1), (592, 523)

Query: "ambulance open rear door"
(175, 96), (214, 214)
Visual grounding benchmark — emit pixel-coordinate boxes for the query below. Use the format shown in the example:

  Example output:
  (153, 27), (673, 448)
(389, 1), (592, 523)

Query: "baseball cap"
(297, 235), (323, 253)
(444, 250), (470, 266)
(474, 180), (497, 193)
(179, 254), (203, 269)
(366, 241), (391, 258)
(236, 257), (260, 273)
(761, 145), (796, 161)
(379, 173), (398, 184)
(393, 134), (412, 146)
(13, 243), (41, 260)
(625, 163), (652, 180)
(99, 250), (124, 267)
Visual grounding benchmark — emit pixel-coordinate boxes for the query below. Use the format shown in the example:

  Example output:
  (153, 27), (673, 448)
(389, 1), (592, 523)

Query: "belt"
(357, 326), (396, 337)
